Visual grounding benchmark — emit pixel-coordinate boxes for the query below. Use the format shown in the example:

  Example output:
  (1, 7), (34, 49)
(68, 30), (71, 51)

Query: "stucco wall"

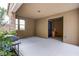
(35, 19), (48, 38)
(38, 9), (79, 45)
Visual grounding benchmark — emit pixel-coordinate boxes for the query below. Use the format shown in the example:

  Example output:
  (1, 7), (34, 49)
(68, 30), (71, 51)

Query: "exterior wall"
(35, 19), (48, 38)
(39, 9), (79, 45)
(63, 9), (79, 45)
(16, 18), (35, 38)
(78, 9), (79, 44)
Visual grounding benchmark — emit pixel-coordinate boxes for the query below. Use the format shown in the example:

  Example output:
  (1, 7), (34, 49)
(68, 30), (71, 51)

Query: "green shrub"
(0, 31), (3, 36)
(0, 31), (17, 56)
(8, 30), (16, 35)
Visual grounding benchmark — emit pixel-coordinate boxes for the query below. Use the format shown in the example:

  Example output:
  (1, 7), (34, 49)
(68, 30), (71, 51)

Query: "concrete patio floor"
(16, 37), (79, 56)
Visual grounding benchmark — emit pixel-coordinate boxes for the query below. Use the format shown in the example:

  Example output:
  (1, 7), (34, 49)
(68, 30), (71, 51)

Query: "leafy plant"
(8, 30), (16, 35)
(0, 7), (6, 26)
(0, 31), (17, 56)
(0, 31), (4, 49)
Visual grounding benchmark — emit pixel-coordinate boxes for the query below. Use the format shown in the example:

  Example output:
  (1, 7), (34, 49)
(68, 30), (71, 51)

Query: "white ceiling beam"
(10, 3), (23, 13)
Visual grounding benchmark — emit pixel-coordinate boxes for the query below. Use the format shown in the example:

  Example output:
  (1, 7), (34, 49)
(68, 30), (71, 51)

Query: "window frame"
(15, 18), (25, 30)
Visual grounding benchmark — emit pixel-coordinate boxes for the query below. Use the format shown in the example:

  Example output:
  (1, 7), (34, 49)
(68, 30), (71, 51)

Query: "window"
(16, 19), (18, 30)
(19, 19), (25, 30)
(16, 19), (25, 30)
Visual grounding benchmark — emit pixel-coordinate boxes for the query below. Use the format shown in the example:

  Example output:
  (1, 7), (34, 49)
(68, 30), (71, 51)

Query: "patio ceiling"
(16, 3), (79, 19)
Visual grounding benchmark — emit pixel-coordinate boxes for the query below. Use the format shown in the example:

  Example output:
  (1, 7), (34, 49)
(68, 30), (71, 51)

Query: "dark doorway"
(48, 20), (52, 37)
(48, 17), (63, 41)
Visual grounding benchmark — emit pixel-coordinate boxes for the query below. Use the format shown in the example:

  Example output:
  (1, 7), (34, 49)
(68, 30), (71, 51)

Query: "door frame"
(48, 16), (63, 42)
